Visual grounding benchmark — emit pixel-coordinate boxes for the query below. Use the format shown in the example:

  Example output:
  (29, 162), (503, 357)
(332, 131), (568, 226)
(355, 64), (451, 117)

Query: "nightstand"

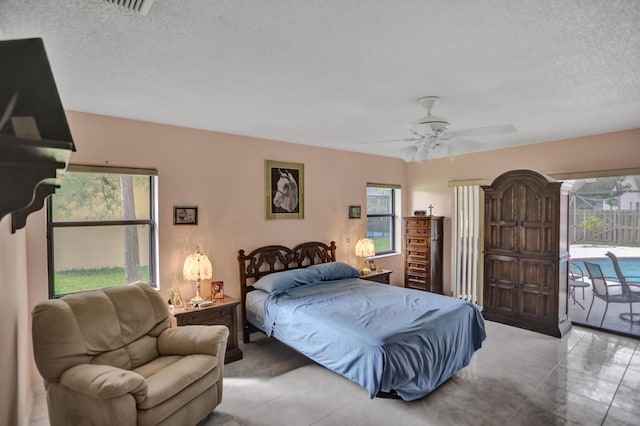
(172, 297), (242, 364)
(360, 269), (392, 284)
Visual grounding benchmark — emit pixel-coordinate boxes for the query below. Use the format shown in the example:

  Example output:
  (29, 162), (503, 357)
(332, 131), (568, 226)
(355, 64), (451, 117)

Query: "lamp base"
(190, 279), (205, 303)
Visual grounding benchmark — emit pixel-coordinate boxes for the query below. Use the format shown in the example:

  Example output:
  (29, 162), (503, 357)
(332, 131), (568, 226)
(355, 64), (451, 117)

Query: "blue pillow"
(253, 268), (322, 294)
(307, 262), (361, 281)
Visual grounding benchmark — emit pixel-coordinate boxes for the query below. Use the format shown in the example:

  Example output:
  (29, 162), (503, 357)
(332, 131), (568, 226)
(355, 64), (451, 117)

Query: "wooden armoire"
(481, 170), (571, 337)
(403, 216), (444, 294)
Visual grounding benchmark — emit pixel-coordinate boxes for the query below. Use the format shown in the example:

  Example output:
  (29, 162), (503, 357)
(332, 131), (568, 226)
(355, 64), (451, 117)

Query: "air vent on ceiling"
(104, 0), (154, 15)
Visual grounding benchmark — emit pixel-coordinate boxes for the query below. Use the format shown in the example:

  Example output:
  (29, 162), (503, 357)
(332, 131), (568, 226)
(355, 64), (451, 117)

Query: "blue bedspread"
(261, 278), (486, 400)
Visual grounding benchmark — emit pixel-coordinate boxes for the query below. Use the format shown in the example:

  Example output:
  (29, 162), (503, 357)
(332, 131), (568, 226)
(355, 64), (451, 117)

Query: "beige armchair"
(32, 282), (228, 426)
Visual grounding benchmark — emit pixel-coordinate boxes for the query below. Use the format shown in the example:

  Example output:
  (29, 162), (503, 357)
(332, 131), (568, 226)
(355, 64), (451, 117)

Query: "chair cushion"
(32, 283), (171, 381)
(607, 285), (623, 296)
(136, 354), (219, 410)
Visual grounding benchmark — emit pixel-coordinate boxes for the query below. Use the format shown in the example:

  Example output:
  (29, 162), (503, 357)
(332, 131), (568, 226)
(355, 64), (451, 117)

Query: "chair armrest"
(158, 325), (229, 358)
(60, 364), (147, 403)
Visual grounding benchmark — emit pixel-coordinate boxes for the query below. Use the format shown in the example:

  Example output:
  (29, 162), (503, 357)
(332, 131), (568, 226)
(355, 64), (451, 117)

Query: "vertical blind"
(452, 185), (482, 306)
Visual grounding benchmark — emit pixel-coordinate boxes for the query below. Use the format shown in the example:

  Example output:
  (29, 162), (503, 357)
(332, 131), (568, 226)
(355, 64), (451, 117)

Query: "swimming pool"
(571, 257), (640, 279)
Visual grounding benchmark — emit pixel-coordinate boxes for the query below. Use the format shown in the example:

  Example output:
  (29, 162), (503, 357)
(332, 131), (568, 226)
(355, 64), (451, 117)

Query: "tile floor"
(31, 321), (640, 426)
(197, 321), (640, 426)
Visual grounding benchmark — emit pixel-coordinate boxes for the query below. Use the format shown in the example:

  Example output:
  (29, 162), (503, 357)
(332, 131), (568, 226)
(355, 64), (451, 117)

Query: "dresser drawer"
(178, 308), (232, 327)
(405, 217), (431, 228)
(406, 236), (429, 246)
(406, 247), (428, 259)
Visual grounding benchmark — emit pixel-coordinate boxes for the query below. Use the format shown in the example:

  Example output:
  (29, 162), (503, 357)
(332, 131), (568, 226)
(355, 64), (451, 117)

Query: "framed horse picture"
(265, 160), (304, 220)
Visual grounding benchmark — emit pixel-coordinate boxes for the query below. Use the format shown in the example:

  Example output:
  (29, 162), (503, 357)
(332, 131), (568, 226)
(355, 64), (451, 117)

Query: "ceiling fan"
(362, 96), (516, 162)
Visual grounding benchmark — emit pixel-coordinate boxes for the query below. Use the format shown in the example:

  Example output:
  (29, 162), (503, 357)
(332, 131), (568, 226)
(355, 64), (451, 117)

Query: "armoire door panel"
(519, 259), (556, 320)
(484, 255), (518, 315)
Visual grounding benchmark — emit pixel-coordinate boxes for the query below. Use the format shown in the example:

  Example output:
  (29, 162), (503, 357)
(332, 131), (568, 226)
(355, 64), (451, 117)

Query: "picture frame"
(265, 160), (304, 220)
(174, 206), (198, 225)
(210, 280), (224, 300)
(168, 287), (185, 309)
(349, 205), (361, 219)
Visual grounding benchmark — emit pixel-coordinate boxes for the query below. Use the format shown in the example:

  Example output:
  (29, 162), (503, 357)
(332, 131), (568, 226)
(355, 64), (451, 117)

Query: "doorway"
(566, 174), (640, 338)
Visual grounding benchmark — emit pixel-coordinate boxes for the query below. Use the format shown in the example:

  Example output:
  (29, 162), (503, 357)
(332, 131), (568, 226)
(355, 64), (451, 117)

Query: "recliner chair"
(31, 282), (229, 426)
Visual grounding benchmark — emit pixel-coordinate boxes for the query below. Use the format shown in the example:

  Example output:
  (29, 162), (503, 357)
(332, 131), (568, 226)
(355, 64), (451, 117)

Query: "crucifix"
(428, 204), (434, 216)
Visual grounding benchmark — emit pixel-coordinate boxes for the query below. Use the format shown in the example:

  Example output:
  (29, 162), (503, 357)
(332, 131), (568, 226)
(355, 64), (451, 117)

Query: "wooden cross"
(428, 204), (434, 216)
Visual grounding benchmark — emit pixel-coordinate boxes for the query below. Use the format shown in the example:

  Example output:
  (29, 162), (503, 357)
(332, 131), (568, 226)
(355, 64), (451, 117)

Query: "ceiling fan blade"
(446, 124), (516, 138)
(400, 146), (417, 162)
(444, 136), (481, 146)
(356, 137), (421, 145)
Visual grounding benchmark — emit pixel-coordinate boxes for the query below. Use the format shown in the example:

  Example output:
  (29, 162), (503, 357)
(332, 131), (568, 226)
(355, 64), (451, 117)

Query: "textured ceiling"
(1, 0), (639, 161)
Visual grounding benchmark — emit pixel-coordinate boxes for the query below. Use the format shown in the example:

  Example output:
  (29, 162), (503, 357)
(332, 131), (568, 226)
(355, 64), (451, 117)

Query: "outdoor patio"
(568, 290), (640, 337)
(568, 245), (640, 338)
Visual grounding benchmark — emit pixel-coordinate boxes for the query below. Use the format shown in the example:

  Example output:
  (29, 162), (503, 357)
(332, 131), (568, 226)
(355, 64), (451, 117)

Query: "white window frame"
(47, 164), (158, 297)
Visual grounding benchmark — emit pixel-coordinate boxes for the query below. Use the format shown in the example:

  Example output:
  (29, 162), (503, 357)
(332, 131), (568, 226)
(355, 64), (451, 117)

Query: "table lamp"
(183, 246), (212, 303)
(355, 238), (376, 275)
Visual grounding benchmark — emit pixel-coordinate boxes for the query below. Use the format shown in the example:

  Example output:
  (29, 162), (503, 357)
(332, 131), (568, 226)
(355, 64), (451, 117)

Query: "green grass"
(372, 237), (391, 252)
(54, 266), (150, 296)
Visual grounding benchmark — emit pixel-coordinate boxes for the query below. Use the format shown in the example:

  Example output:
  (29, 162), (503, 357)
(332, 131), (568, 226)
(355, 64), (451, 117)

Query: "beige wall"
(405, 129), (640, 294)
(26, 111), (408, 305)
(3, 110), (638, 423)
(0, 216), (31, 426)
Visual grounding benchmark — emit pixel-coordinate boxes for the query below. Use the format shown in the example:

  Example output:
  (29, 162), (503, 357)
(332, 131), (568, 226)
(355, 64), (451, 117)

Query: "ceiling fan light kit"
(362, 95), (517, 163)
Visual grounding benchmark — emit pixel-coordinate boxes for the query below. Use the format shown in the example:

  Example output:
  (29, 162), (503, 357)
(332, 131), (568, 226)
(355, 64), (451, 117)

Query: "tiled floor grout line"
(508, 331), (587, 422)
(600, 342), (639, 426)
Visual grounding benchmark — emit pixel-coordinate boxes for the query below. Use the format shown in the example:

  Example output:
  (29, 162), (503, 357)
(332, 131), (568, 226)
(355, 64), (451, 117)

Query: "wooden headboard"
(237, 241), (336, 342)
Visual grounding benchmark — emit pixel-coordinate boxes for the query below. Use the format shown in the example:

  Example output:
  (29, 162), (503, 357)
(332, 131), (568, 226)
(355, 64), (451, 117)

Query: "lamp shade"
(183, 247), (213, 281)
(355, 238), (376, 258)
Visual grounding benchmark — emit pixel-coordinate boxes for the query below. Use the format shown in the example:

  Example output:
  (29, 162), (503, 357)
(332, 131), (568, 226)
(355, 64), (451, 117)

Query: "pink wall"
(26, 111), (408, 311)
(6, 108), (639, 420)
(406, 129), (640, 294)
(0, 218), (31, 426)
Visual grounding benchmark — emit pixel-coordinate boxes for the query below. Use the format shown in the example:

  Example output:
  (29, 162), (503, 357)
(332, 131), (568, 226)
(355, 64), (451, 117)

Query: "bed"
(238, 241), (486, 401)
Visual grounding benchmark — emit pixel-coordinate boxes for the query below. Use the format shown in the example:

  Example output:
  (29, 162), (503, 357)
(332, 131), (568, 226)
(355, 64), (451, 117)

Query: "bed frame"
(237, 241), (336, 343)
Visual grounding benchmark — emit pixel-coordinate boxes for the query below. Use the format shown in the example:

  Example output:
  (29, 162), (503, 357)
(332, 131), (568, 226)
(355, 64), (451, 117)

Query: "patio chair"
(605, 251), (640, 323)
(584, 261), (640, 327)
(568, 262), (589, 309)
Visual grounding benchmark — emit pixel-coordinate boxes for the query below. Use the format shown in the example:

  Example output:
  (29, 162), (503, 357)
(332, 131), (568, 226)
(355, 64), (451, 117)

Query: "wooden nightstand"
(172, 297), (243, 364)
(360, 269), (392, 284)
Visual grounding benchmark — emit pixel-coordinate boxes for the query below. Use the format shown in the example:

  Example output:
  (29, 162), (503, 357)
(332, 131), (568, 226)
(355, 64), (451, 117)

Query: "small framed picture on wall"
(211, 281), (224, 300)
(349, 205), (361, 219)
(174, 206), (198, 225)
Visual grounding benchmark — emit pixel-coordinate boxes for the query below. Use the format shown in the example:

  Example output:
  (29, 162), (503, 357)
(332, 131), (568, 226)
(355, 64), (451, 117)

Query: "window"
(47, 165), (158, 297)
(366, 184), (401, 255)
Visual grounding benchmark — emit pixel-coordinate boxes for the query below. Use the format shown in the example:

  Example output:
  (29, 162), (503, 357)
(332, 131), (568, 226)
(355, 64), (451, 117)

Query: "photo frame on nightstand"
(211, 280), (224, 300)
(168, 287), (185, 309)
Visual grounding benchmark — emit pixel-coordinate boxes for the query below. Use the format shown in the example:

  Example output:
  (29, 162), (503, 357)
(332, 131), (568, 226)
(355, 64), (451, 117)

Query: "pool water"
(572, 258), (640, 279)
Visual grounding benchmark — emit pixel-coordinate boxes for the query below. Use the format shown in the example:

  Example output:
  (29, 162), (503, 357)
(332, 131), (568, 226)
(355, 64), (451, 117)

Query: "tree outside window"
(48, 167), (157, 297)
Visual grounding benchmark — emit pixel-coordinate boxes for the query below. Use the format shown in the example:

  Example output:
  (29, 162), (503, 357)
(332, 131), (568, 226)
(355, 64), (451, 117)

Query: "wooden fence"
(569, 210), (640, 245)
